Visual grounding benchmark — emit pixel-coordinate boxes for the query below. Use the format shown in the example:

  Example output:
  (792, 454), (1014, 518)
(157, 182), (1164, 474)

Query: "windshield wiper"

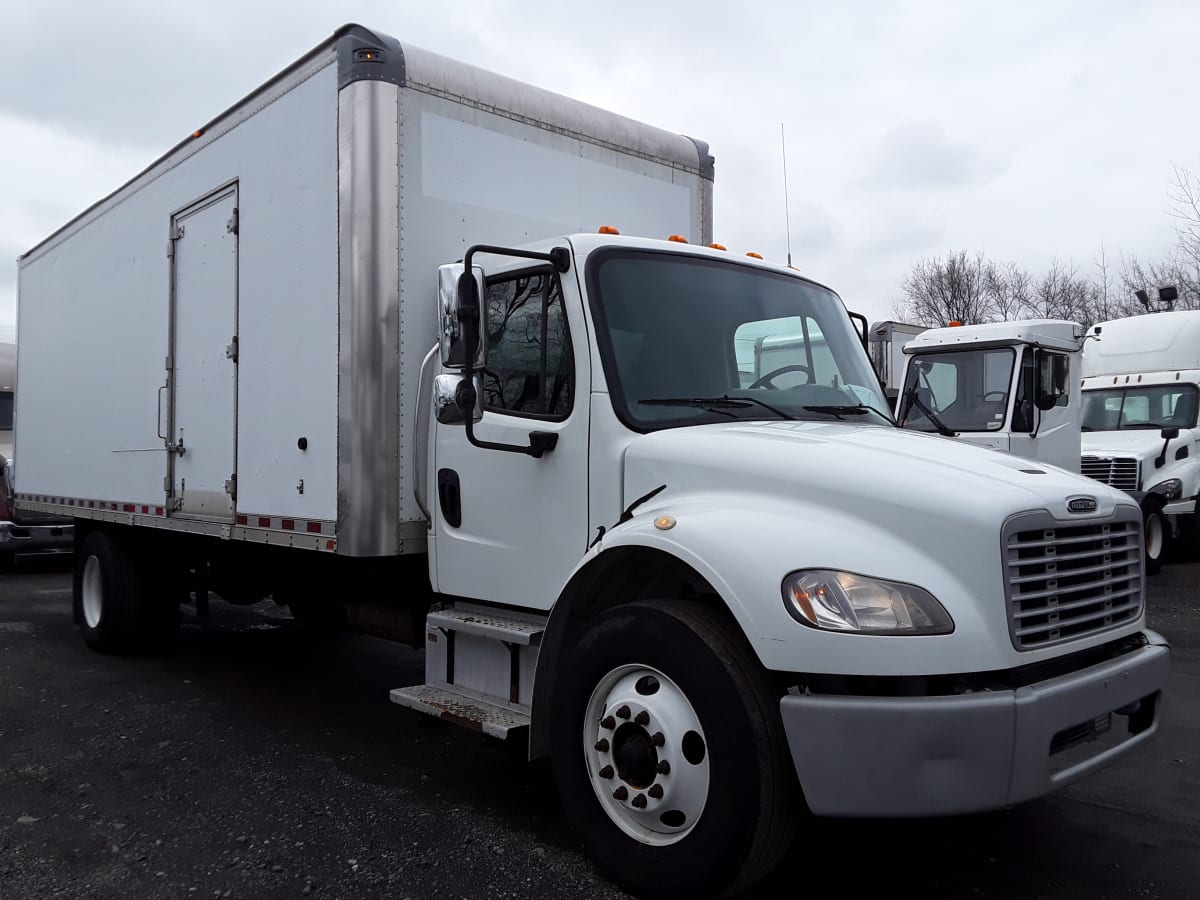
(639, 395), (794, 420)
(900, 389), (956, 437)
(801, 403), (896, 424)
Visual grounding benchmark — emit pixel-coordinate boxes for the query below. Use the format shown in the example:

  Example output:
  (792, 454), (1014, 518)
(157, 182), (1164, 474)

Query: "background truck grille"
(1080, 455), (1140, 491)
(1003, 510), (1143, 650)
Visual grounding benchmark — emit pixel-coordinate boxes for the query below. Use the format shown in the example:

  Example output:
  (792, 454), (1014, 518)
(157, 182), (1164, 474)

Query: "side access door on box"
(165, 184), (240, 521)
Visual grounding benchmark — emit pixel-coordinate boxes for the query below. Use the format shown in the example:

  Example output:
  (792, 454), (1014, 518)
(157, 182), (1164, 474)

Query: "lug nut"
(634, 711), (650, 726)
(598, 765), (614, 779)
(631, 793), (647, 809)
(613, 786), (629, 801)
(651, 732), (665, 747)
(601, 716), (616, 730)
(648, 784), (664, 799)
(616, 705), (631, 719)
(595, 739), (610, 753)
(657, 760), (671, 775)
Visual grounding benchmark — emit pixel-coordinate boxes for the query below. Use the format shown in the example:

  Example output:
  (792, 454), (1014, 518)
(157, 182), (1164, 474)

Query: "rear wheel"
(549, 599), (797, 899)
(75, 530), (177, 653)
(0, 550), (15, 573)
(1143, 507), (1165, 575)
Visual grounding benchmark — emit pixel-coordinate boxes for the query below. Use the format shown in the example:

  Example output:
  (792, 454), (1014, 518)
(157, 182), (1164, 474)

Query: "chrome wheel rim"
(82, 555), (103, 629)
(583, 664), (710, 846)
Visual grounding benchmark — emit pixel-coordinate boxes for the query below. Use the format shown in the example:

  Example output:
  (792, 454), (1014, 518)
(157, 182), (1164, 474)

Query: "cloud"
(857, 121), (1009, 191)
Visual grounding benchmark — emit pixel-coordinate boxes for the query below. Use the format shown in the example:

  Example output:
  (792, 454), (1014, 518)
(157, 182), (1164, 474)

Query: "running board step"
(389, 684), (530, 739)
(426, 607), (545, 645)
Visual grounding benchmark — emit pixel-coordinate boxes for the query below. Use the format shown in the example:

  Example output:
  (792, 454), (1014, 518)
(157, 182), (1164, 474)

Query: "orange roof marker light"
(598, 225), (620, 235)
(746, 251), (764, 260)
(667, 234), (688, 243)
(192, 129), (204, 139)
(948, 320), (962, 327)
(708, 243), (727, 251)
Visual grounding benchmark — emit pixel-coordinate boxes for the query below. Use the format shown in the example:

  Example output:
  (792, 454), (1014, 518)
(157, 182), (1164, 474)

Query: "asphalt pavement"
(1, 554), (1196, 899)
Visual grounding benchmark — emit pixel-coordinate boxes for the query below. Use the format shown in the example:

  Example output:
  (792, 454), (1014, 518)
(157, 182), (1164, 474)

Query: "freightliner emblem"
(1066, 496), (1098, 513)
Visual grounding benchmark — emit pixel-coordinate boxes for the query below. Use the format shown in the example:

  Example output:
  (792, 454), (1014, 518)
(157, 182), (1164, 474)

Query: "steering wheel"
(982, 391), (1007, 402)
(749, 364), (813, 390)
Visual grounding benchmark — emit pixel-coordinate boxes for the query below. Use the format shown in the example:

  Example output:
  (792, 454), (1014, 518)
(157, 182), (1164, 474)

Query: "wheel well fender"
(528, 543), (744, 760)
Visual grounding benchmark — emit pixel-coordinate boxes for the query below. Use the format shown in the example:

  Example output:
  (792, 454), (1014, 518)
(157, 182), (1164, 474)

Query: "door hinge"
(225, 336), (239, 362)
(227, 208), (239, 235)
(225, 475), (237, 500)
(167, 223), (184, 258)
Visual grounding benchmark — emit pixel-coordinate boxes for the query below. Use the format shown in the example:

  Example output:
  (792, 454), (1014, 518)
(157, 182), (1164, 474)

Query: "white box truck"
(867, 319), (927, 401)
(1080, 310), (1200, 572)
(13, 25), (1169, 899)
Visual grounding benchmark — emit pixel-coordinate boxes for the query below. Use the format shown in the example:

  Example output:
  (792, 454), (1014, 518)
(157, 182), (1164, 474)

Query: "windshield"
(586, 250), (891, 430)
(0, 391), (12, 431)
(898, 348), (1015, 432)
(1081, 384), (1198, 431)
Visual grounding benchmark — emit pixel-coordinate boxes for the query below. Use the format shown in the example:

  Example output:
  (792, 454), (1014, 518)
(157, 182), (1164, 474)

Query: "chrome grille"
(1080, 455), (1140, 491)
(1003, 510), (1143, 650)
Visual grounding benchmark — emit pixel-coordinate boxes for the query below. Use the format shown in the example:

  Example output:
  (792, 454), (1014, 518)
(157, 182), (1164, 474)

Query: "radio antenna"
(781, 122), (793, 268)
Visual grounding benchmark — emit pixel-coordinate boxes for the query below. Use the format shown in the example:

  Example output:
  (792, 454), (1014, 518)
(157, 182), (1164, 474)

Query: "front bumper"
(780, 631), (1169, 817)
(0, 520), (74, 557)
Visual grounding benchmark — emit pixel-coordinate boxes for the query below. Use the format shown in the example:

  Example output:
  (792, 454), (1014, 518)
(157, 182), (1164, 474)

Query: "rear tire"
(0, 550), (15, 573)
(549, 599), (797, 899)
(74, 530), (177, 653)
(1143, 507), (1165, 576)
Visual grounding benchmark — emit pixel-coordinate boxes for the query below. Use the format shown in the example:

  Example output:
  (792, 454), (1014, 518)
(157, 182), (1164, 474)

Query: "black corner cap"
(334, 23), (406, 89)
(684, 136), (715, 181)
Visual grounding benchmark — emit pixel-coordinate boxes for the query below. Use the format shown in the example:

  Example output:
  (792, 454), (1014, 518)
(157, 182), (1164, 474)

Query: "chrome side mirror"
(434, 373), (482, 424)
(438, 263), (486, 369)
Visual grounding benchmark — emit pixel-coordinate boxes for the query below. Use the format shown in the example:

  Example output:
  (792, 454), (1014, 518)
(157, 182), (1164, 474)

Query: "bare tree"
(1028, 259), (1093, 326)
(896, 250), (997, 326)
(986, 261), (1031, 322)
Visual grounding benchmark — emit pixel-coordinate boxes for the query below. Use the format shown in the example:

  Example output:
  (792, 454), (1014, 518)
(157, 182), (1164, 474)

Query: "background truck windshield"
(898, 348), (1015, 432)
(0, 391), (12, 430)
(587, 250), (889, 430)
(1082, 384), (1199, 431)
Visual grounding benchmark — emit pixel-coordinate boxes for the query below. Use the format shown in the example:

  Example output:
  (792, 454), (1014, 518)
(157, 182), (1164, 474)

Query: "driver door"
(432, 263), (591, 611)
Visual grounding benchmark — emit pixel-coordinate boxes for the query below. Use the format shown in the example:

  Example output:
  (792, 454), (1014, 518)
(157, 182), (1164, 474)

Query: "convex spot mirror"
(1035, 351), (1069, 411)
(438, 263), (486, 369)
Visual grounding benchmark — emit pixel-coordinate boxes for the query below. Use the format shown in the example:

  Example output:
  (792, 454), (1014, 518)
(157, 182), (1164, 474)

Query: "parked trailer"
(14, 25), (1168, 899)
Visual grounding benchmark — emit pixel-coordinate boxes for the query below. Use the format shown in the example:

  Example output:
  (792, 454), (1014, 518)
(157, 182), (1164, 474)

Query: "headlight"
(781, 570), (953, 635)
(1148, 478), (1182, 501)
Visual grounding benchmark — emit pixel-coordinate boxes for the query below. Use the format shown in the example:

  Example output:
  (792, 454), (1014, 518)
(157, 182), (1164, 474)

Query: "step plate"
(390, 684), (530, 739)
(426, 607), (545, 645)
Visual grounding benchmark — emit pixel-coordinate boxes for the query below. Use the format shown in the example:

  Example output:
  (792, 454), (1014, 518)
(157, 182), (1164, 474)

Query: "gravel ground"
(1, 553), (1197, 899)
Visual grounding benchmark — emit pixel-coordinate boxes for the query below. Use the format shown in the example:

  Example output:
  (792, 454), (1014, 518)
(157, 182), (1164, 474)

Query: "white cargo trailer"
(13, 25), (1169, 899)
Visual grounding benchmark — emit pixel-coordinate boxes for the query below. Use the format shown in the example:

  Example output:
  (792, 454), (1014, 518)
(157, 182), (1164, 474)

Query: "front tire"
(549, 599), (797, 899)
(1143, 507), (1165, 576)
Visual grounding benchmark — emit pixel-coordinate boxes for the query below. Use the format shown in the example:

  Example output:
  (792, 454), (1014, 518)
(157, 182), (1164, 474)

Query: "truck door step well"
(390, 603), (546, 739)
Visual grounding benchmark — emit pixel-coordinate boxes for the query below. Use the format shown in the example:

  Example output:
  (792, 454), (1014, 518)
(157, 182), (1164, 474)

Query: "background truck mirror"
(1035, 351), (1068, 411)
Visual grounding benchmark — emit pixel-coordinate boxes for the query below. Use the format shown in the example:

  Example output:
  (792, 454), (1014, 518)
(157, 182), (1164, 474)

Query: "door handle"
(157, 384), (168, 440)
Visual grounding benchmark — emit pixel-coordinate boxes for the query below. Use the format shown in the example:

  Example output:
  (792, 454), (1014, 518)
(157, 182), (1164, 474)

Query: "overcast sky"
(2, 0), (1197, 343)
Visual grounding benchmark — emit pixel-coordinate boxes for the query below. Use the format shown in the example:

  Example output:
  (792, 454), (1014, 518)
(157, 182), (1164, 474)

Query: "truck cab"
(895, 319), (1082, 473)
(1080, 311), (1200, 571)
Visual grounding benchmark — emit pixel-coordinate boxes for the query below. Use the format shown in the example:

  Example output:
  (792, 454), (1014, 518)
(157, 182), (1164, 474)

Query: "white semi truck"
(1080, 310), (1200, 572)
(13, 25), (1169, 899)
(895, 319), (1083, 474)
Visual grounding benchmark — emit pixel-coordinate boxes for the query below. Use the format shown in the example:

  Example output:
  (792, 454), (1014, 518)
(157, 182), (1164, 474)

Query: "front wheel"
(1144, 507), (1165, 576)
(549, 599), (797, 899)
